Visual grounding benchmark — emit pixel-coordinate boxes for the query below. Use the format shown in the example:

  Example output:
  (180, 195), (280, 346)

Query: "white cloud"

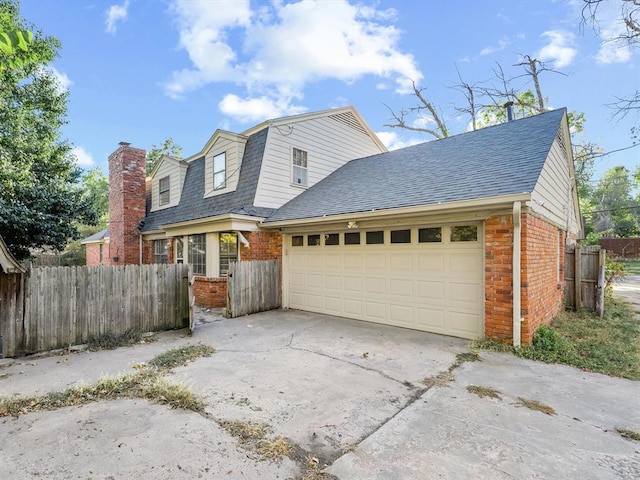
(590, 2), (634, 64)
(376, 131), (424, 151)
(219, 94), (307, 123)
(165, 0), (423, 122)
(72, 147), (95, 168)
(537, 30), (577, 68)
(105, 0), (130, 35)
(480, 39), (508, 56)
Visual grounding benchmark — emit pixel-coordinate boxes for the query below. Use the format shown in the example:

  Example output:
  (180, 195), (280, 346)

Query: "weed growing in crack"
(0, 344), (215, 417)
(422, 371), (454, 388)
(616, 427), (640, 441)
(218, 420), (291, 463)
(516, 397), (556, 415)
(467, 385), (502, 399)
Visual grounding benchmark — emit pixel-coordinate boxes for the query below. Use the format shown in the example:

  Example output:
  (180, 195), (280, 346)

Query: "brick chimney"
(108, 142), (146, 265)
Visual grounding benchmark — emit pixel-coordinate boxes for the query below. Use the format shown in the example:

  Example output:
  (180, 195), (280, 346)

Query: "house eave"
(262, 193), (532, 228)
(0, 235), (25, 273)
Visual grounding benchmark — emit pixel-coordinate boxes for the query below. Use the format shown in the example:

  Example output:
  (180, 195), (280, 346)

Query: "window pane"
(159, 176), (170, 205)
(188, 234), (206, 275)
(366, 231), (384, 244)
(293, 148), (307, 167)
(451, 225), (478, 242)
(325, 233), (339, 245)
(419, 227), (442, 243)
(308, 234), (320, 246)
(153, 239), (168, 264)
(213, 153), (226, 190)
(292, 235), (304, 246)
(344, 232), (360, 245)
(219, 232), (237, 276)
(292, 148), (308, 186)
(390, 229), (411, 244)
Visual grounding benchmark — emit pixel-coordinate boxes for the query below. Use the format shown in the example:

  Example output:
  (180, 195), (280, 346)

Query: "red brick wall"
(485, 215), (514, 342)
(108, 143), (146, 265)
(85, 243), (109, 266)
(521, 214), (565, 343)
(484, 213), (566, 345)
(141, 239), (153, 264)
(193, 277), (228, 308)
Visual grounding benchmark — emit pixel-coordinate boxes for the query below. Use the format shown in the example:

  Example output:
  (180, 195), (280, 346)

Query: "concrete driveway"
(1, 309), (639, 479)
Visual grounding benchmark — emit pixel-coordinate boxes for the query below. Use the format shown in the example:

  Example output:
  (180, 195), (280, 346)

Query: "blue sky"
(20, 0), (639, 179)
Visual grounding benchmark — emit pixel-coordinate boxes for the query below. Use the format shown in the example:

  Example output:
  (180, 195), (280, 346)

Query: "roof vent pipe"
(504, 101), (514, 122)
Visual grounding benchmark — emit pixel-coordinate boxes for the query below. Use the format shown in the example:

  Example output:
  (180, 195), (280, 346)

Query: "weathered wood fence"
(227, 260), (281, 318)
(564, 245), (606, 316)
(0, 264), (191, 358)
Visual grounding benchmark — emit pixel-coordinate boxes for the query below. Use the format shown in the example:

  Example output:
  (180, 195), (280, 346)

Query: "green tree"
(146, 137), (182, 175)
(0, 0), (96, 260)
(79, 167), (109, 224)
(591, 166), (639, 237)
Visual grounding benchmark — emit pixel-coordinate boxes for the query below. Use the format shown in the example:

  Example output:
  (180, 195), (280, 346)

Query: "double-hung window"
(219, 233), (237, 277)
(159, 176), (170, 205)
(292, 148), (308, 186)
(213, 152), (226, 190)
(189, 234), (206, 275)
(153, 239), (169, 264)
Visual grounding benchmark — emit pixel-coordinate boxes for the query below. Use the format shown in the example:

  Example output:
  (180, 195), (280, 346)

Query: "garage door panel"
(344, 254), (363, 269)
(324, 254), (342, 269)
(323, 296), (342, 314)
(365, 254), (386, 270)
(365, 277), (387, 294)
(417, 253), (444, 273)
(449, 281), (482, 304)
(390, 278), (413, 297)
(344, 299), (362, 316)
(390, 253), (414, 271)
(343, 276), (362, 292)
(417, 280), (445, 300)
(286, 225), (482, 340)
(324, 275), (342, 290)
(390, 304), (413, 325)
(365, 301), (387, 320)
(416, 308), (445, 329)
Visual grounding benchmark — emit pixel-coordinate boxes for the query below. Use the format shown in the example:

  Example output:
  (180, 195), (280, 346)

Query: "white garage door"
(285, 224), (483, 339)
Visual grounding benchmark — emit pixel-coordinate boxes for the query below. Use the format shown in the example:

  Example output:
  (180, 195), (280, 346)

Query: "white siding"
(529, 135), (580, 235)
(150, 158), (187, 212)
(203, 133), (247, 198)
(254, 113), (385, 209)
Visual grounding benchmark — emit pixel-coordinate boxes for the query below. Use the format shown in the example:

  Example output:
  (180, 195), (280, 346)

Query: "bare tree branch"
(451, 63), (482, 131)
(383, 80), (449, 139)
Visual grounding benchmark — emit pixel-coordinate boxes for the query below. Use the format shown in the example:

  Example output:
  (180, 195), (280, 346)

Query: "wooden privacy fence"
(564, 245), (606, 316)
(0, 264), (191, 358)
(227, 260), (281, 318)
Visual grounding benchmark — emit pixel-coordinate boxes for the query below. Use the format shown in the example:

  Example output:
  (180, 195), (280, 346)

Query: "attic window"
(292, 148), (308, 186)
(159, 176), (170, 205)
(213, 152), (226, 190)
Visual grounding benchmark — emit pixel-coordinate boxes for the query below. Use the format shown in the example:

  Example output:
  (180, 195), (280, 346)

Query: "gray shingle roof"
(80, 227), (110, 244)
(142, 128), (274, 232)
(265, 108), (566, 223)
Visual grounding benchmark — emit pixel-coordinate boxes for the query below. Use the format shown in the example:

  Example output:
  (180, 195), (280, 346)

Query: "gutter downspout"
(513, 201), (522, 347)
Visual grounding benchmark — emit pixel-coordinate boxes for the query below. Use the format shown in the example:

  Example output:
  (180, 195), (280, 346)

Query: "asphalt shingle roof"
(265, 108), (566, 223)
(142, 128), (274, 232)
(80, 227), (110, 243)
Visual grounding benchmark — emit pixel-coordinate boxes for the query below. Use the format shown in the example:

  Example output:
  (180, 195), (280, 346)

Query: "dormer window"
(292, 148), (307, 186)
(213, 152), (226, 190)
(159, 176), (170, 205)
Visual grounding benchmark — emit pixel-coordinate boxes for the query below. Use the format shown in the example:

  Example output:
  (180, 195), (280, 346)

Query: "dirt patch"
(467, 385), (502, 399)
(516, 397), (556, 415)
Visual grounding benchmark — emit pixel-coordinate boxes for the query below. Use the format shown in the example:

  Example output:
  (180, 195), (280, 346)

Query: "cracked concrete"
(1, 308), (639, 479)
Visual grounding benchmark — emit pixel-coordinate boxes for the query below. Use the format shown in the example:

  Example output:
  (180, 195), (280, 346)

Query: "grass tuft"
(87, 329), (149, 350)
(467, 385), (502, 399)
(616, 427), (640, 441)
(474, 297), (640, 380)
(516, 397), (556, 415)
(0, 344), (215, 417)
(218, 420), (292, 463)
(422, 371), (454, 388)
(452, 352), (481, 369)
(147, 344), (215, 371)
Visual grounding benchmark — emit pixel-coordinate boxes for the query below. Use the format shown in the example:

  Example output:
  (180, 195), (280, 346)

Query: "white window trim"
(213, 152), (226, 190)
(291, 147), (308, 188)
(159, 176), (170, 206)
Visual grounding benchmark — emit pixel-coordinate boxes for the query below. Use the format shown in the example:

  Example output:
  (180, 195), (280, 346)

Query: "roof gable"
(266, 108), (567, 223)
(0, 234), (25, 273)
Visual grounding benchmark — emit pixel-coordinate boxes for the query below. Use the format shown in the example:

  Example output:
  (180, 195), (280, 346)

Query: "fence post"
(595, 249), (606, 318)
(574, 244), (582, 310)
